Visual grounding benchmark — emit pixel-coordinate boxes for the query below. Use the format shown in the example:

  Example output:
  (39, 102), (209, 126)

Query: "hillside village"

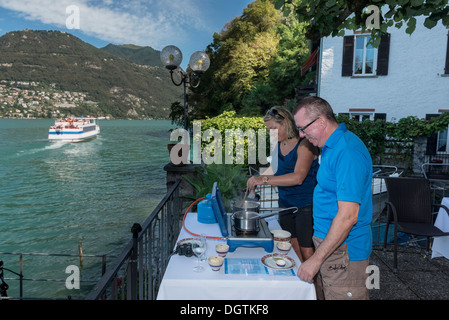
(0, 80), (108, 119)
(0, 30), (183, 120)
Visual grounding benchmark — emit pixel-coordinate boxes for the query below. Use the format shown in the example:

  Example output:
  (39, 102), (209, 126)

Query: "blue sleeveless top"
(273, 139), (319, 209)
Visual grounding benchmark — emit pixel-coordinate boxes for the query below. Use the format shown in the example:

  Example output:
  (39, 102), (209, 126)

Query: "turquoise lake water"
(0, 119), (176, 299)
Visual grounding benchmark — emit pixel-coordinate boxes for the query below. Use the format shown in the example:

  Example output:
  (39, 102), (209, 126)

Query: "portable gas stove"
(210, 182), (274, 253)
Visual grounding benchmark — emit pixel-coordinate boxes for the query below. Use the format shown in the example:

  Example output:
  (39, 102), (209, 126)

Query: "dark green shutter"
(342, 36), (354, 76)
(426, 114), (440, 155)
(445, 31), (449, 74)
(377, 34), (390, 76)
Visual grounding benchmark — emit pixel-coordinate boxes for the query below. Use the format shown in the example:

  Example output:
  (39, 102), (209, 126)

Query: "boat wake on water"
(14, 140), (67, 158)
(44, 141), (67, 150)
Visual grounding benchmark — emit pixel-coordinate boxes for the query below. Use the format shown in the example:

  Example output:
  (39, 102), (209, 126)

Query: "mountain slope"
(100, 44), (161, 66)
(0, 30), (182, 119)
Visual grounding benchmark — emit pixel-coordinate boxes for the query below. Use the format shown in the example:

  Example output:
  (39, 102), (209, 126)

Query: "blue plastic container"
(197, 193), (217, 224)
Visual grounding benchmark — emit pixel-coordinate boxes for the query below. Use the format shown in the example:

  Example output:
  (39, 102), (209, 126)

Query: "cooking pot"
(232, 207), (297, 233)
(232, 200), (260, 213)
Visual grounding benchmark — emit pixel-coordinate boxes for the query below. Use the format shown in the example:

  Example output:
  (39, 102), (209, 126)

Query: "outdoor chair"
(383, 177), (449, 272)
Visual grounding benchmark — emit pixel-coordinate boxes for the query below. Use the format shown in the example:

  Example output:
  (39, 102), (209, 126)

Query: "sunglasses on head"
(268, 108), (284, 119)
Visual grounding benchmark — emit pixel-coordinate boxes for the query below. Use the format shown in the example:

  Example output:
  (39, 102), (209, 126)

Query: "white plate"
(261, 254), (296, 270)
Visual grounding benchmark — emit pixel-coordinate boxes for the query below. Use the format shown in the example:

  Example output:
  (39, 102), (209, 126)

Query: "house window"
(348, 108), (376, 122)
(436, 111), (449, 153)
(354, 36), (376, 75)
(426, 114), (449, 155)
(437, 128), (448, 153)
(350, 113), (373, 122)
(342, 34), (390, 77)
(338, 112), (385, 121)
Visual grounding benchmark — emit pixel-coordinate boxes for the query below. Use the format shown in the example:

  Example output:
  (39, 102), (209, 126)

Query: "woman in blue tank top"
(247, 106), (319, 261)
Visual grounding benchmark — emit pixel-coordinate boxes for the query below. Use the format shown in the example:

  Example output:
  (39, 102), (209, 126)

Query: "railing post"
(19, 253), (23, 299)
(130, 223), (142, 300)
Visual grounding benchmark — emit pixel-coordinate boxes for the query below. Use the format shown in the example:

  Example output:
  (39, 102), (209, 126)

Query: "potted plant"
(183, 163), (248, 211)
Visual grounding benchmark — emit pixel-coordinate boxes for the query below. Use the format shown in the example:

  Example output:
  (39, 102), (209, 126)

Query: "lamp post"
(160, 45), (210, 131)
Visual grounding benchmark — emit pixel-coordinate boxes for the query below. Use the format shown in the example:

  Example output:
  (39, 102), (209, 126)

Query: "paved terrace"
(369, 245), (449, 300)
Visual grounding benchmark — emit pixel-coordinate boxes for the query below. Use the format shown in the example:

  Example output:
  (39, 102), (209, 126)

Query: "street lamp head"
(189, 51), (210, 73)
(160, 45), (183, 70)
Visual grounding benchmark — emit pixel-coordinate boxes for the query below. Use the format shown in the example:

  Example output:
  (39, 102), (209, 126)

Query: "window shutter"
(377, 34), (390, 76)
(426, 114), (439, 155)
(342, 36), (354, 76)
(445, 31), (449, 74)
(374, 113), (386, 121)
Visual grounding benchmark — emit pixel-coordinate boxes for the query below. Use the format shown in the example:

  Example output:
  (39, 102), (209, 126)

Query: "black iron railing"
(0, 251), (109, 300)
(85, 179), (182, 300)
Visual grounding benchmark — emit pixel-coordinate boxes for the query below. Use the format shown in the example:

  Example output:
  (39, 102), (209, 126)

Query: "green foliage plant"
(193, 110), (449, 175)
(189, 0), (312, 118)
(183, 163), (248, 211)
(186, 110), (449, 202)
(197, 111), (269, 166)
(336, 112), (449, 168)
(272, 0), (449, 46)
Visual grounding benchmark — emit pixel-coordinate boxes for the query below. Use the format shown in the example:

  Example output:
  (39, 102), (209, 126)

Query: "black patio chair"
(383, 177), (449, 272)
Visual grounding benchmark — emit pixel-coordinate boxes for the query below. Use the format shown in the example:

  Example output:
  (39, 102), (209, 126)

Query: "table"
(156, 212), (316, 300)
(432, 197), (449, 259)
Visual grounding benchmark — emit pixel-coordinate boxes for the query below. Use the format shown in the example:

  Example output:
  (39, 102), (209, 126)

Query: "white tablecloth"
(156, 212), (316, 300)
(432, 197), (449, 259)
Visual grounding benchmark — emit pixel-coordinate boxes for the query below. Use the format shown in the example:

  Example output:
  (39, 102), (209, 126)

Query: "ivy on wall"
(337, 112), (449, 166)
(194, 111), (449, 168)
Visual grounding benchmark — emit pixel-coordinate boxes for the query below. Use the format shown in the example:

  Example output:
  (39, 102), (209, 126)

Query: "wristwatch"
(262, 176), (269, 185)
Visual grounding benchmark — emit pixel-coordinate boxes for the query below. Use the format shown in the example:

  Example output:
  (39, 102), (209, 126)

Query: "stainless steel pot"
(232, 200), (260, 213)
(232, 207), (298, 232)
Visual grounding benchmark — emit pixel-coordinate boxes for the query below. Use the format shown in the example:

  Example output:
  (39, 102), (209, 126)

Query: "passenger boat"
(48, 117), (100, 142)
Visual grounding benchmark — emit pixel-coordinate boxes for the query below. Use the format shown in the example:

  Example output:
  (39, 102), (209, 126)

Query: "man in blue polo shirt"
(293, 96), (372, 300)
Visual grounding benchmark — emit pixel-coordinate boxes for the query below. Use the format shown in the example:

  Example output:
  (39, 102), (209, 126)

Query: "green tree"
(241, 12), (312, 115)
(189, 0), (281, 118)
(189, 0), (312, 118)
(272, 0), (449, 46)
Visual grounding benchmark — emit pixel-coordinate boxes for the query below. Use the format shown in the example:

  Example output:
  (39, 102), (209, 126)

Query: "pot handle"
(258, 207), (298, 219)
(258, 212), (278, 219)
(278, 207), (298, 215)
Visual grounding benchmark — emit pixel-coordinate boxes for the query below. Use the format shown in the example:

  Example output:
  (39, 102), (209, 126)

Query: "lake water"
(0, 119), (176, 299)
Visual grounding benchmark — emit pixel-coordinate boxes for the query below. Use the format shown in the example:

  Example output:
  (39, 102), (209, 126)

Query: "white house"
(317, 16), (448, 120)
(315, 15), (449, 155)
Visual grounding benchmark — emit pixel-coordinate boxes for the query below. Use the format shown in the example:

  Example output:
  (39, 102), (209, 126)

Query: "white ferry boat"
(48, 117), (100, 142)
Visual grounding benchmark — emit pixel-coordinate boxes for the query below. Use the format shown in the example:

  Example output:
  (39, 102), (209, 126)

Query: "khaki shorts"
(313, 236), (369, 300)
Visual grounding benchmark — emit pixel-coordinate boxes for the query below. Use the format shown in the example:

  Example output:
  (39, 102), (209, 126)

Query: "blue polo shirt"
(313, 123), (373, 261)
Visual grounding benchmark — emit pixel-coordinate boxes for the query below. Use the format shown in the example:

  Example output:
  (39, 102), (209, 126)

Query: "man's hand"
(297, 201), (360, 283)
(297, 255), (321, 283)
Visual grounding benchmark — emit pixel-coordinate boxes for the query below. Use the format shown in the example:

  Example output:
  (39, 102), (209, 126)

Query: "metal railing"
(85, 179), (182, 300)
(0, 251), (109, 300)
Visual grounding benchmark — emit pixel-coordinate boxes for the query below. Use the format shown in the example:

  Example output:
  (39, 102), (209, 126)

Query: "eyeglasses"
(297, 117), (318, 134)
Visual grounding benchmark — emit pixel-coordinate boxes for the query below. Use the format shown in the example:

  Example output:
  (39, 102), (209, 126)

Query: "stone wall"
(413, 136), (428, 175)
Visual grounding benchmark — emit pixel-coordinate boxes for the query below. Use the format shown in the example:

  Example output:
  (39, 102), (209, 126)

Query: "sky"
(0, 0), (254, 69)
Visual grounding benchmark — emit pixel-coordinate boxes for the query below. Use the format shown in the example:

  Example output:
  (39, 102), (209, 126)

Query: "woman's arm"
(247, 139), (317, 190)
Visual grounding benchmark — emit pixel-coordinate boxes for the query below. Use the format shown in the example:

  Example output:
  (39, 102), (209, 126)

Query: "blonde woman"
(247, 106), (319, 262)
